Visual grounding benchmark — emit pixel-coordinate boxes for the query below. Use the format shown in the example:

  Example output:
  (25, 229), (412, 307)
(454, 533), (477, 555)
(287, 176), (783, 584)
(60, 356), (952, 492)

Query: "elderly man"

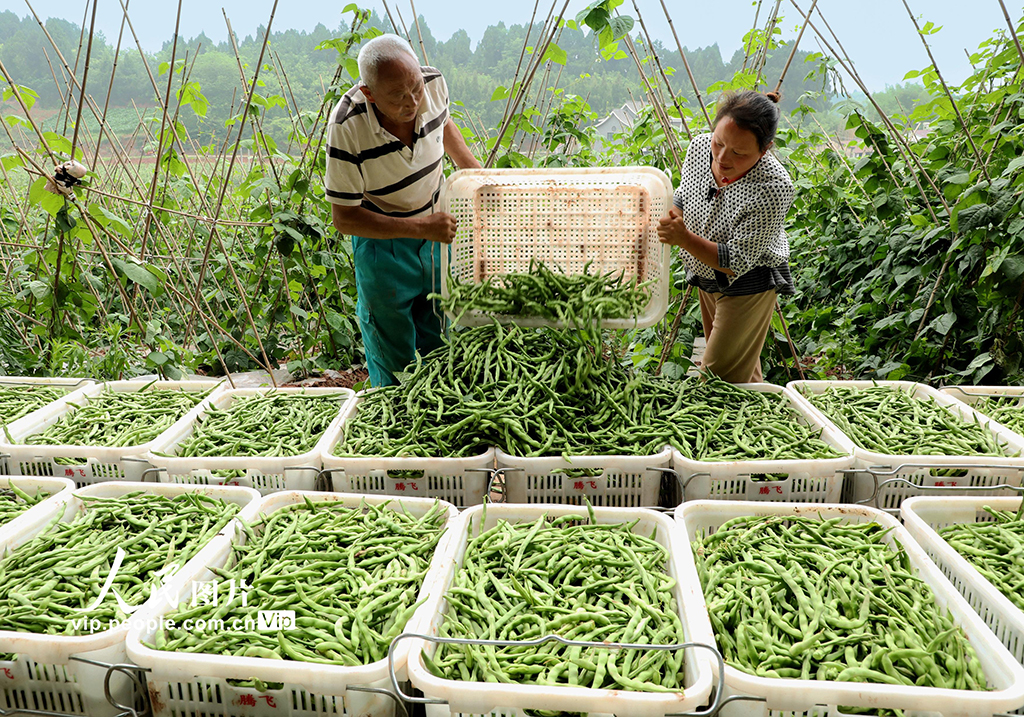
(324, 34), (480, 387)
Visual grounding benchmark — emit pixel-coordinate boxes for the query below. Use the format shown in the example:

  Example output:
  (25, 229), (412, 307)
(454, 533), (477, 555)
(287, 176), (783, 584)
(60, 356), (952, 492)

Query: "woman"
(657, 90), (794, 383)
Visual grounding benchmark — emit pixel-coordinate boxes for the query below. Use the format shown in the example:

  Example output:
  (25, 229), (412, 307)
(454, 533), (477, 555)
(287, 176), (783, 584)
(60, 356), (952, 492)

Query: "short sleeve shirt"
(673, 133), (795, 295)
(324, 66), (449, 217)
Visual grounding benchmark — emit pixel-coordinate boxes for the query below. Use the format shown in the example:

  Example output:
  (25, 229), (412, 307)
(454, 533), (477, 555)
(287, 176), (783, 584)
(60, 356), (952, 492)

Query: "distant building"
(594, 101), (682, 146)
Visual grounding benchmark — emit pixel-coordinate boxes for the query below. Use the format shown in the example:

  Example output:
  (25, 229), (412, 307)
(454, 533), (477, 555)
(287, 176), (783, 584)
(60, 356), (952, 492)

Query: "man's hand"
(418, 211), (458, 244)
(657, 207), (689, 247)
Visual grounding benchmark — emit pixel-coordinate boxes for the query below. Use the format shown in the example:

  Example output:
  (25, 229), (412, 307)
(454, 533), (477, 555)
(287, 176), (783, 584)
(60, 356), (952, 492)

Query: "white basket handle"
(91, 657), (147, 717)
(315, 467), (341, 492)
(847, 463), (1024, 511)
(389, 632), (734, 716)
(482, 467), (523, 503)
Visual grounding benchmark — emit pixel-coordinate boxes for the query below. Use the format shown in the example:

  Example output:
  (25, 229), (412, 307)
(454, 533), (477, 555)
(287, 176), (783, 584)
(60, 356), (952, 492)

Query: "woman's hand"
(657, 208), (690, 247)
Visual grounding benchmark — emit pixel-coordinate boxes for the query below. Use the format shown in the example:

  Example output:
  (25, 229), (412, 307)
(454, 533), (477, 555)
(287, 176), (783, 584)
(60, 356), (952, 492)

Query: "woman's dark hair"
(714, 90), (781, 152)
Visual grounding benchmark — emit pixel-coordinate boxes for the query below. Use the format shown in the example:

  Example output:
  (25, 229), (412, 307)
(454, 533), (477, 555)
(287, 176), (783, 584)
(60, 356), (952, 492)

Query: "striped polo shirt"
(324, 66), (449, 218)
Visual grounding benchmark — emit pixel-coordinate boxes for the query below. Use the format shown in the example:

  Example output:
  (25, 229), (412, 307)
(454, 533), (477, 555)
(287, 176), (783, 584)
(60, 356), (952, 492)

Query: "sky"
(0, 0), (1014, 91)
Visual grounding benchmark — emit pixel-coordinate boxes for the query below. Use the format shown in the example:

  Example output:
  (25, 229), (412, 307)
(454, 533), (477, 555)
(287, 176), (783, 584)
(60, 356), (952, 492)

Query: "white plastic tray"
(675, 500), (1024, 717)
(439, 167), (672, 329)
(126, 490), (459, 717)
(323, 391), (494, 507)
(0, 380), (226, 485)
(788, 380), (1024, 510)
(406, 502), (716, 717)
(145, 387), (353, 494)
(672, 384), (855, 504)
(940, 385), (1024, 443)
(0, 474), (74, 543)
(493, 446), (672, 506)
(902, 496), (1024, 667)
(0, 376), (94, 423)
(0, 481), (261, 717)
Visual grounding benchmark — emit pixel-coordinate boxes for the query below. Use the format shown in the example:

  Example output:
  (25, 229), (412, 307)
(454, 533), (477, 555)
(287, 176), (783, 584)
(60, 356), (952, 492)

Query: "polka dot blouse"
(672, 133), (795, 295)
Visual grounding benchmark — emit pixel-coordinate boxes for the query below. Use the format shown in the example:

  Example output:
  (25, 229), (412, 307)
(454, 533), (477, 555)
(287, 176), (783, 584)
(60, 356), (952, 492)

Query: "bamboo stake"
(772, 0), (819, 97)
(486, 0), (571, 168)
(92, 0), (132, 170)
(380, 0), (404, 38)
(393, 4), (413, 47)
(658, 0), (711, 126)
(632, 5), (692, 140)
(139, 0), (184, 268)
(741, 0), (764, 72)
(499, 0), (545, 137)
(997, 0), (1024, 66)
(655, 285), (693, 376)
(622, 29), (684, 171)
(900, 0), (991, 184)
(753, 1), (783, 89)
(186, 0), (281, 386)
(60, 0), (91, 137)
(775, 299), (805, 380)
(409, 0), (430, 65)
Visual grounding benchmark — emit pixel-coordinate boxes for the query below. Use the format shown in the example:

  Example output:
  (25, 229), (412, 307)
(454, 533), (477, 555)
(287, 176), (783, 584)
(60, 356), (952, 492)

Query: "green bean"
(0, 491), (240, 635)
(23, 385), (208, 448)
(335, 322), (841, 462)
(0, 385), (67, 425)
(145, 499), (449, 676)
(429, 512), (687, 693)
(0, 481), (50, 527)
(970, 395), (1024, 438)
(435, 260), (653, 328)
(693, 514), (989, 691)
(939, 505), (1024, 612)
(167, 392), (346, 458)
(800, 384), (1009, 457)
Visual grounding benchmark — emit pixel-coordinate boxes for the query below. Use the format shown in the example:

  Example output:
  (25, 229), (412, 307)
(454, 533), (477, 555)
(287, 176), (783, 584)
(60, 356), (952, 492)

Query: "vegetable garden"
(1, 2), (1024, 717)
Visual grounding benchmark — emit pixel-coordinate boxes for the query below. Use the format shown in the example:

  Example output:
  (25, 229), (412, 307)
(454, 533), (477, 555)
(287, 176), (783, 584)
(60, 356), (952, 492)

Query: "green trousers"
(352, 235), (445, 387)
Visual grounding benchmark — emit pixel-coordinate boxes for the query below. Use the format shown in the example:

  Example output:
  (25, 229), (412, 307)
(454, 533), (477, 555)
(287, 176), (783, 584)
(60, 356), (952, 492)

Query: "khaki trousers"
(698, 289), (777, 384)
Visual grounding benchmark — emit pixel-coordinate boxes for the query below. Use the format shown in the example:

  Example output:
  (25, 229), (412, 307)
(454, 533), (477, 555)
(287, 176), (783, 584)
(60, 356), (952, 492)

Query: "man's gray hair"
(358, 34), (418, 90)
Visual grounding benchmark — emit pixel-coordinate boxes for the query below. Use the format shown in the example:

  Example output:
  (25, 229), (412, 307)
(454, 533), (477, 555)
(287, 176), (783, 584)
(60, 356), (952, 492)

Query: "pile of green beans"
(437, 260), (652, 327)
(939, 505), (1024, 612)
(21, 384), (208, 448)
(426, 510), (687, 693)
(336, 322), (639, 458)
(633, 376), (842, 463)
(0, 481), (49, 527)
(693, 514), (989, 690)
(146, 499), (449, 672)
(0, 385), (67, 426)
(170, 392), (346, 458)
(337, 322), (842, 462)
(0, 491), (240, 635)
(800, 384), (1007, 457)
(970, 396), (1024, 438)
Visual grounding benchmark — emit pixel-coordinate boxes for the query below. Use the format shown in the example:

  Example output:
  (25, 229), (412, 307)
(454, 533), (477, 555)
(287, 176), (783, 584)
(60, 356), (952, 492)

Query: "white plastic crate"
(788, 380), (1024, 510)
(145, 387), (354, 494)
(0, 474), (74, 542)
(493, 446), (672, 506)
(323, 392), (494, 507)
(0, 380), (226, 486)
(0, 376), (94, 424)
(940, 385), (1024, 443)
(439, 167), (672, 329)
(405, 502), (716, 717)
(675, 500), (1024, 717)
(0, 481), (261, 717)
(670, 384), (855, 504)
(126, 490), (459, 717)
(902, 496), (1024, 667)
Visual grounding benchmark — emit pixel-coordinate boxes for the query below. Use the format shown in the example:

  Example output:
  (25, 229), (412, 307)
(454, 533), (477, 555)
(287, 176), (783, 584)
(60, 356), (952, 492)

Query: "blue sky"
(0, 1), (1013, 91)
